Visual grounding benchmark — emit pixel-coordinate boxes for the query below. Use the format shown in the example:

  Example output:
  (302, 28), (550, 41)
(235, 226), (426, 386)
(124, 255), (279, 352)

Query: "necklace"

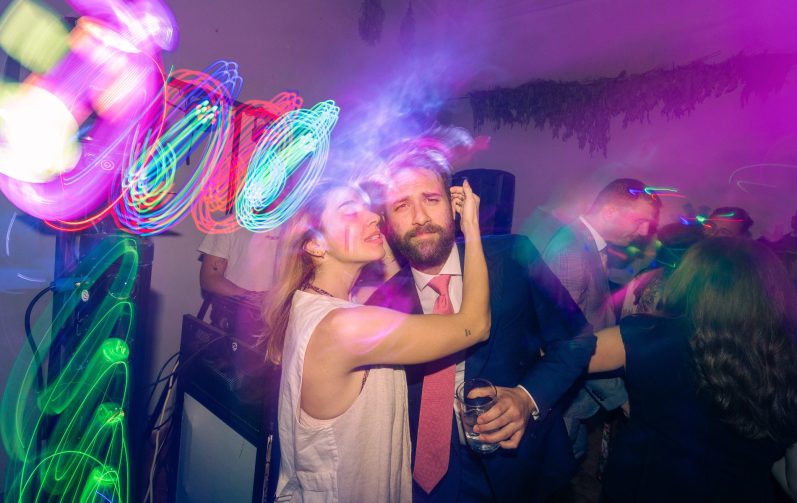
(303, 282), (335, 298)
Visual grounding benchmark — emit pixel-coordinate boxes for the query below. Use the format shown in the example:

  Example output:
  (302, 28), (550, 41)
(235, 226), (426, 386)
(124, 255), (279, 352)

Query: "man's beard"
(388, 221), (456, 269)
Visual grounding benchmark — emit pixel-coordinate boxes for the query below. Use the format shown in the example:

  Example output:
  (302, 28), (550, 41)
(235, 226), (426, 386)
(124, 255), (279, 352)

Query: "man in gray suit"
(543, 178), (661, 458)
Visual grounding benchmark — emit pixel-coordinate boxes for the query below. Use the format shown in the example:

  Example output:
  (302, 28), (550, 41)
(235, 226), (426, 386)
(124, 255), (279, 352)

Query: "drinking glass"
(455, 378), (499, 454)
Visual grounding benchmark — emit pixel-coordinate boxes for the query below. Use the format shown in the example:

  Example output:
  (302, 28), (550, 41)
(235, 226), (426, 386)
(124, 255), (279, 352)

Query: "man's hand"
(472, 386), (534, 449)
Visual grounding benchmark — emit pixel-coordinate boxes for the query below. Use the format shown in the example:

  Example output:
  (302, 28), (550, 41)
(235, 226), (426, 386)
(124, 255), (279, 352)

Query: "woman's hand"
(451, 179), (480, 240)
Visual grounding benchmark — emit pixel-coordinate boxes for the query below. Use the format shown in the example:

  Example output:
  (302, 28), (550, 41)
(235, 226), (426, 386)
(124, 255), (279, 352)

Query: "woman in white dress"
(265, 178), (489, 503)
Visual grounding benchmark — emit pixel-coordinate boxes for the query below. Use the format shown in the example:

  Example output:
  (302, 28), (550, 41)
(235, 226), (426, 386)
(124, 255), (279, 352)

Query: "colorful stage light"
(0, 0), (70, 74)
(0, 0), (339, 237)
(1, 238), (140, 503)
(236, 100), (340, 232)
(113, 64), (240, 236)
(0, 0), (174, 220)
(191, 92), (304, 234)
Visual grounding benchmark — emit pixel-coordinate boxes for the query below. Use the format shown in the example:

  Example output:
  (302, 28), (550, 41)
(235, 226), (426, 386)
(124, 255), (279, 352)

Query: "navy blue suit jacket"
(367, 235), (596, 502)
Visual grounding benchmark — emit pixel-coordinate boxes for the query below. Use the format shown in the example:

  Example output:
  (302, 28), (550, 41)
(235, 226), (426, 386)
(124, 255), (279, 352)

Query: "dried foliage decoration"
(359, 0), (386, 45)
(399, 1), (416, 51)
(469, 54), (796, 155)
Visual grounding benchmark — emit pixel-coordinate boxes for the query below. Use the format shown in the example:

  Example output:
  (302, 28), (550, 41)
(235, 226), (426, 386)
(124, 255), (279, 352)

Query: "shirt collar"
(579, 215), (607, 251)
(410, 245), (462, 291)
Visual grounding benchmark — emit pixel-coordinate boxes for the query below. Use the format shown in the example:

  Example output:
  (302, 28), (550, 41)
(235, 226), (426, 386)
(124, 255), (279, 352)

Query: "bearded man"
(367, 151), (596, 502)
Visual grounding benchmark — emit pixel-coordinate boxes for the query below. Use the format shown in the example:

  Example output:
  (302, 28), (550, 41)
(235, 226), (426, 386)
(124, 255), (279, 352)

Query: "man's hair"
(587, 178), (662, 214)
(709, 206), (754, 234)
(384, 148), (453, 193)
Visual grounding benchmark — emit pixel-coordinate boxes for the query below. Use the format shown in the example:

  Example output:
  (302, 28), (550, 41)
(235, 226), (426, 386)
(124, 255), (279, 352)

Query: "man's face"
(383, 167), (455, 270)
(705, 219), (750, 238)
(604, 200), (659, 247)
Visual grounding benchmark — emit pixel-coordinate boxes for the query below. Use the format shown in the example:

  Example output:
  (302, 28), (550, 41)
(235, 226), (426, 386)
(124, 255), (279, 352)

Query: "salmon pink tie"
(414, 274), (455, 493)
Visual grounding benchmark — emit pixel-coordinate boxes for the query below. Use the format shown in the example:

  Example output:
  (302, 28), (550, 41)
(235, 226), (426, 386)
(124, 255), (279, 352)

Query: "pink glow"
(0, 0), (173, 221)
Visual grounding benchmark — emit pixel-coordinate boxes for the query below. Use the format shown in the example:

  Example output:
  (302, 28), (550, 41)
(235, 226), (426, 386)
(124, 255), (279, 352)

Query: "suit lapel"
(369, 265), (423, 315)
(573, 221), (615, 325)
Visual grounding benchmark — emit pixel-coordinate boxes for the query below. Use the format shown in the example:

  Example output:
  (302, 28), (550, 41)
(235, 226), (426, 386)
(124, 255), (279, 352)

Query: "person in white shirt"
(198, 225), (281, 299)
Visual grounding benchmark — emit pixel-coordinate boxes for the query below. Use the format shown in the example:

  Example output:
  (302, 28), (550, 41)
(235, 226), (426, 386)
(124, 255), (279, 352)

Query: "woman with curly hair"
(589, 237), (797, 501)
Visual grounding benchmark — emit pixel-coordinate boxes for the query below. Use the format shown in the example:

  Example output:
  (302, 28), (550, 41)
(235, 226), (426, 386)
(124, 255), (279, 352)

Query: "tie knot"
(427, 274), (451, 296)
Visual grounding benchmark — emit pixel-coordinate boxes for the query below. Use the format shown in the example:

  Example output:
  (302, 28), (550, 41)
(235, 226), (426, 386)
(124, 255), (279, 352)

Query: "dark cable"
(149, 333), (228, 387)
(24, 285), (55, 391)
(144, 350), (180, 414)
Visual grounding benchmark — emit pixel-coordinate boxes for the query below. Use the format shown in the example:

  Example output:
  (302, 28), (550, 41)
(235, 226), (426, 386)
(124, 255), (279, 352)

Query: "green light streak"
(643, 186), (678, 195)
(2, 237), (139, 502)
(0, 0), (69, 74)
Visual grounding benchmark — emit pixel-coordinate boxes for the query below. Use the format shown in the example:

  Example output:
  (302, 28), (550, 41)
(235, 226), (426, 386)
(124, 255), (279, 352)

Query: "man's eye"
(394, 203), (407, 211)
(426, 198), (439, 203)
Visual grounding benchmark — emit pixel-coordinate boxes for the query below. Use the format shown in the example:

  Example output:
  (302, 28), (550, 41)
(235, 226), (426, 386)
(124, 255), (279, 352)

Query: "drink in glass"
(456, 378), (499, 454)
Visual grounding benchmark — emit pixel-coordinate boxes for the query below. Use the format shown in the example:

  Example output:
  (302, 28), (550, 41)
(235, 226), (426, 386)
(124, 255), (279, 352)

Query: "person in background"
(702, 206), (754, 238)
(773, 444), (797, 501)
(590, 238), (797, 502)
(199, 225), (281, 299)
(765, 209), (797, 288)
(543, 178), (661, 459)
(621, 221), (703, 317)
(198, 225), (281, 334)
(770, 209), (797, 250)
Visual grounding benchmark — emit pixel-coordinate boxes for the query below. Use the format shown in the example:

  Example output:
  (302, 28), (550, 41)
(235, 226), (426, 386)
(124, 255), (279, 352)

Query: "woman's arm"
(319, 180), (491, 368)
(588, 325), (626, 373)
(773, 443), (797, 501)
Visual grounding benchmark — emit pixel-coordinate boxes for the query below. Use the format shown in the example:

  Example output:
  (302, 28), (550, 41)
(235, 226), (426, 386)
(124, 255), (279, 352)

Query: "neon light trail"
(190, 92), (304, 234)
(1, 238), (140, 503)
(236, 100), (340, 232)
(112, 64), (239, 236)
(0, 0), (339, 236)
(0, 0), (339, 500)
(0, 0), (174, 221)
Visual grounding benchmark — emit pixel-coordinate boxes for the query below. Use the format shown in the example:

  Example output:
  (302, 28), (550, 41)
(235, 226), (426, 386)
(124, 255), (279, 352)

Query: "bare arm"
(588, 325), (626, 373)
(317, 180), (490, 369)
(773, 443), (797, 501)
(199, 254), (250, 297)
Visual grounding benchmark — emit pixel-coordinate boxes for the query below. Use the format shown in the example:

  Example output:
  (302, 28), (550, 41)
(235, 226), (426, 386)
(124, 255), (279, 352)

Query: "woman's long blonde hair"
(263, 180), (352, 364)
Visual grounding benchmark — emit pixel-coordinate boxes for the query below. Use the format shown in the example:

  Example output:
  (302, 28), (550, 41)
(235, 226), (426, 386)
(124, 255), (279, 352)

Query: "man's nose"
(412, 205), (430, 225)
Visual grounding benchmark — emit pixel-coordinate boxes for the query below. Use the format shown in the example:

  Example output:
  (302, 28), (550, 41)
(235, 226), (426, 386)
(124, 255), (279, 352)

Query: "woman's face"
(318, 186), (385, 265)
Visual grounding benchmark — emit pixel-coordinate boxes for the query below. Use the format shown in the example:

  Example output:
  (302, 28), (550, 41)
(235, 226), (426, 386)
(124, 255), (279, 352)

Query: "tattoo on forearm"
(465, 328), (472, 337)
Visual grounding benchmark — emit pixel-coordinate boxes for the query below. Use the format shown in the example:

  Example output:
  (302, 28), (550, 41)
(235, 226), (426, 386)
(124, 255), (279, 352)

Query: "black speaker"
(49, 230), (154, 501)
(452, 169), (515, 236)
(170, 315), (280, 503)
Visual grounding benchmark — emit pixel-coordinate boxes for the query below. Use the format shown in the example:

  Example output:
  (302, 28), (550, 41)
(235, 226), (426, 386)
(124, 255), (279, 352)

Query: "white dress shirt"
(579, 215), (607, 252)
(580, 215), (609, 271)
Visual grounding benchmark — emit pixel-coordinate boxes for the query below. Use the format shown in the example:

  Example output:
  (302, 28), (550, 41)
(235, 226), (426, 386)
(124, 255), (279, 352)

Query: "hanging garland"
(358, 0), (385, 46)
(469, 53), (796, 155)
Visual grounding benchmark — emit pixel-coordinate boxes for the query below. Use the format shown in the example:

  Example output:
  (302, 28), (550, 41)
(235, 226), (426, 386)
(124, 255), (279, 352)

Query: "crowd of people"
(197, 148), (797, 502)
